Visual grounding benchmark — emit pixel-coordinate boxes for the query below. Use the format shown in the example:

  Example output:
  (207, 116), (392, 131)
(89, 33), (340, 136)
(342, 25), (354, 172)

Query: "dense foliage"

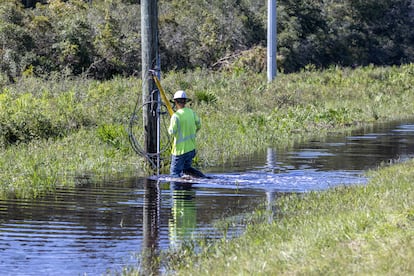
(0, 0), (413, 81)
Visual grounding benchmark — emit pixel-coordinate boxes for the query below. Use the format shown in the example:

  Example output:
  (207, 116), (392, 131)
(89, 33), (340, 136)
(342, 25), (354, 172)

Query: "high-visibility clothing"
(168, 107), (201, 156)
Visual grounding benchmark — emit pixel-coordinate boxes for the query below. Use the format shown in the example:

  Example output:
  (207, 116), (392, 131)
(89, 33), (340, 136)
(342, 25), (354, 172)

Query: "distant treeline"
(1, 0), (413, 81)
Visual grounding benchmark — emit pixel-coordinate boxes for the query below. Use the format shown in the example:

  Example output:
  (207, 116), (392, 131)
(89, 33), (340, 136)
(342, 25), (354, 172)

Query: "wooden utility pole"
(141, 0), (159, 166)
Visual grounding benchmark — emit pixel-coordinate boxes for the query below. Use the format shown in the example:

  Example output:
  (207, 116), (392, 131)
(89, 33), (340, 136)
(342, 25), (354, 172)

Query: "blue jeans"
(170, 150), (196, 178)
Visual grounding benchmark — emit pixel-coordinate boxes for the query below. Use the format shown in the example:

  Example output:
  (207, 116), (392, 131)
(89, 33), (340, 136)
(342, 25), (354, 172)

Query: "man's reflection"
(169, 182), (197, 248)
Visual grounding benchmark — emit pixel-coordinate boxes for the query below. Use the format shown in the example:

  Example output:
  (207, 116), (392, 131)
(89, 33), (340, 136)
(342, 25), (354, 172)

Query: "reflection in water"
(169, 183), (197, 247)
(139, 180), (219, 274)
(141, 179), (160, 275)
(264, 148), (290, 224)
(266, 147), (277, 173)
(265, 148), (278, 221)
(1, 120), (414, 275)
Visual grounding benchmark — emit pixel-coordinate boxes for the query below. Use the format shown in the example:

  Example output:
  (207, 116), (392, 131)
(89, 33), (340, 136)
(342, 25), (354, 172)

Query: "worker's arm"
(168, 115), (178, 135)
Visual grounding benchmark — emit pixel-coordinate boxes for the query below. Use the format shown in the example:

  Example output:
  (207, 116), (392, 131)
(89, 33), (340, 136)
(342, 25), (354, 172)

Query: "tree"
(0, 2), (34, 81)
(1, 0), (412, 80)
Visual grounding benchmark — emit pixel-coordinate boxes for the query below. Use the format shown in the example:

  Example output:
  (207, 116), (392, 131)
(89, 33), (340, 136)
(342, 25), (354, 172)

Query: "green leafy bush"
(0, 85), (81, 147)
(1, 0), (411, 80)
(97, 123), (129, 152)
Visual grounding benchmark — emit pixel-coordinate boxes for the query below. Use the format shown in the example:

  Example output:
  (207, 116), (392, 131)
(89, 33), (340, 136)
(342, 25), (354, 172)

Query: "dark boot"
(183, 167), (210, 178)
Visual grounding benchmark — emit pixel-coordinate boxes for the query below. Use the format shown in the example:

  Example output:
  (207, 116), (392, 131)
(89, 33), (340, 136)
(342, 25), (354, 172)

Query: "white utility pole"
(267, 0), (277, 82)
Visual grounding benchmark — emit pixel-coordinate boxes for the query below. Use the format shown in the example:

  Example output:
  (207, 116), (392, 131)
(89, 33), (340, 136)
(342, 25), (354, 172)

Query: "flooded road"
(1, 120), (414, 275)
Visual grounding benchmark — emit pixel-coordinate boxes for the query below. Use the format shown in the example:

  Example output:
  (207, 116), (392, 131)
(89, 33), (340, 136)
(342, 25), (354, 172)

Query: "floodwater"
(1, 120), (414, 275)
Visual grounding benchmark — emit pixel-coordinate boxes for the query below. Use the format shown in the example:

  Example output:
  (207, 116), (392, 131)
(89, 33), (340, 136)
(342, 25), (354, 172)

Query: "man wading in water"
(168, 90), (206, 178)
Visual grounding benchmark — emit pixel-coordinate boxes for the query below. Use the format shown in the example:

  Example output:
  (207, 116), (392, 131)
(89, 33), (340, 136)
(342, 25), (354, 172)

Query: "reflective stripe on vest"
(174, 116), (196, 144)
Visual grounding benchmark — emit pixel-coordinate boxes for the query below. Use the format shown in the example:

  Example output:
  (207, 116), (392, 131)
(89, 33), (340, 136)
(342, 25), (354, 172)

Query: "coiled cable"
(128, 87), (172, 170)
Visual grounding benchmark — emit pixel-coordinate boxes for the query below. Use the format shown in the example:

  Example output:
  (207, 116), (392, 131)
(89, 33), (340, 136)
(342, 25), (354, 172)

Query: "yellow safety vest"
(168, 107), (201, 156)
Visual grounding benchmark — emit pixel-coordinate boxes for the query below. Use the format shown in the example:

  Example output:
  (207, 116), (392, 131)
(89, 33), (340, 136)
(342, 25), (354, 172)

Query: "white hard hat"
(173, 90), (190, 101)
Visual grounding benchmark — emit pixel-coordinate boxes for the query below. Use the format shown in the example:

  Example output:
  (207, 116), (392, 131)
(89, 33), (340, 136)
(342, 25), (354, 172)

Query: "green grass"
(1, 64), (414, 199)
(182, 64), (414, 165)
(163, 160), (414, 275)
(0, 128), (142, 199)
(1, 64), (414, 274)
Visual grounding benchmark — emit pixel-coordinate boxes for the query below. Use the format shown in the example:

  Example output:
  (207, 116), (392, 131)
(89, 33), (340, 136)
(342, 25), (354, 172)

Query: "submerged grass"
(164, 160), (414, 275)
(0, 129), (142, 199)
(1, 64), (414, 199)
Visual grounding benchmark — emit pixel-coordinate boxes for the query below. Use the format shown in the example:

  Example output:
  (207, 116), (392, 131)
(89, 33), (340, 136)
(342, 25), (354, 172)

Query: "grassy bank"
(164, 159), (414, 275)
(1, 64), (414, 199)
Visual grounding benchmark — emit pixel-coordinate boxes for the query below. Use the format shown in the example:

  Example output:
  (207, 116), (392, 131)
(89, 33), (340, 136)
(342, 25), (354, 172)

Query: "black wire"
(127, 82), (172, 170)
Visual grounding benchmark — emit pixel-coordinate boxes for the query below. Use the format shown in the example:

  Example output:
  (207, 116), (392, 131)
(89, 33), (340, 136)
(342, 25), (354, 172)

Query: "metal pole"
(156, 65), (161, 175)
(267, 0), (277, 82)
(141, 0), (159, 168)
